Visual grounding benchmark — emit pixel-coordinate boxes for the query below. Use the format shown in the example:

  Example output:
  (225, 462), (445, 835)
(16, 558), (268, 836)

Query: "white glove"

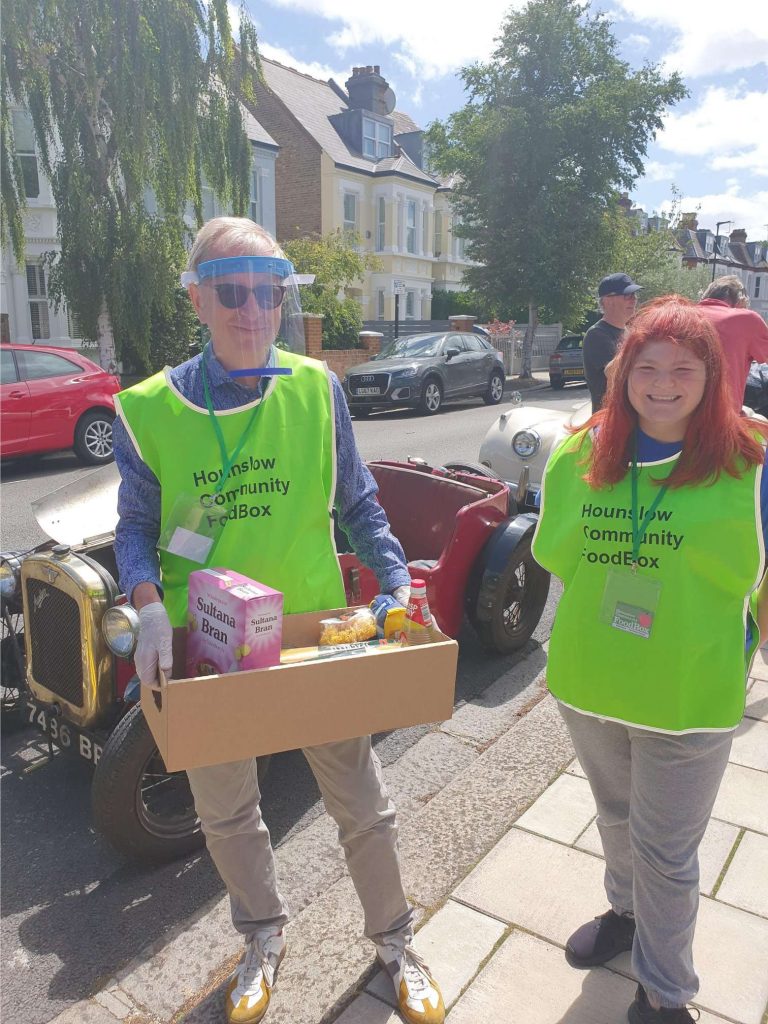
(393, 585), (411, 608)
(135, 603), (174, 685)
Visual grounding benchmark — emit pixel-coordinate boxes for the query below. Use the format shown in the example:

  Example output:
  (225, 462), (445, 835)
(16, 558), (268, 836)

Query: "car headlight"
(395, 366), (418, 378)
(512, 429), (541, 459)
(102, 604), (141, 658)
(0, 555), (22, 600)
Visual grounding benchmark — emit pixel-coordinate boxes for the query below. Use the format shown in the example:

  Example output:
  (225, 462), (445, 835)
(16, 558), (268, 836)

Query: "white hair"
(187, 217), (285, 270)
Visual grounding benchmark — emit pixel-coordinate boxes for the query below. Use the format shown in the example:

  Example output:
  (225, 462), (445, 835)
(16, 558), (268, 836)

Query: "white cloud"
(263, 0), (517, 79)
(658, 183), (768, 239)
(258, 42), (350, 84)
(625, 33), (650, 48)
(658, 86), (768, 178)
(642, 159), (684, 182)
(613, 1), (768, 77)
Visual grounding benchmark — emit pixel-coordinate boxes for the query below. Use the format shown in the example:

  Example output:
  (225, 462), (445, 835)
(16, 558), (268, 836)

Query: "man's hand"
(135, 603), (174, 685)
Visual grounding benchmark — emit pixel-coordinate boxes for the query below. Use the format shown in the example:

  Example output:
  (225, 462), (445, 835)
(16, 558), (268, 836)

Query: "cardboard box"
(141, 607), (458, 771)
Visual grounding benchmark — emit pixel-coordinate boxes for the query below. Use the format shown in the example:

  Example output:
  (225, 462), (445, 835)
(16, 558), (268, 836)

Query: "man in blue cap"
(583, 273), (642, 411)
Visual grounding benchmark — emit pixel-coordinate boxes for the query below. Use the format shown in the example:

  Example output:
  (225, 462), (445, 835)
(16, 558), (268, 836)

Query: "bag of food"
(318, 609), (377, 645)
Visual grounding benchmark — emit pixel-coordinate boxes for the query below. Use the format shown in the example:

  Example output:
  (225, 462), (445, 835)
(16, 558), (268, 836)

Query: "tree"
(609, 215), (712, 304)
(426, 0), (686, 377)
(282, 232), (380, 348)
(1, 0), (258, 370)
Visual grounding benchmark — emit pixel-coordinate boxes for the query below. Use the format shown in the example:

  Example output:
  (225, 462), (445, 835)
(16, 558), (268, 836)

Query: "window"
(406, 200), (417, 254)
(12, 109), (39, 199)
(362, 117), (392, 159)
(67, 307), (83, 339)
(463, 335), (486, 352)
(377, 289), (385, 319)
(376, 197), (386, 251)
(249, 168), (262, 224)
(405, 290), (415, 318)
(756, 277), (761, 299)
(26, 263), (50, 340)
(1, 349), (18, 385)
(18, 350), (79, 381)
(454, 224), (466, 260)
(423, 208), (429, 254)
(343, 192), (357, 234)
(434, 212), (442, 257)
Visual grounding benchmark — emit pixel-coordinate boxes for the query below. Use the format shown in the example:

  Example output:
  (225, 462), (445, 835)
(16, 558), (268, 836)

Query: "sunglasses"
(211, 283), (286, 310)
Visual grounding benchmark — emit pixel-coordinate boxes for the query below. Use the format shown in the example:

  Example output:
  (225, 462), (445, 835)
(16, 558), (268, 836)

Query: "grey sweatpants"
(559, 703), (733, 1009)
(186, 736), (413, 947)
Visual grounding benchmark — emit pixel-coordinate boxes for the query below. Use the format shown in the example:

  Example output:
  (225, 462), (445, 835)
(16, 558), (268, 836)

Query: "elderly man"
(112, 217), (445, 1024)
(583, 273), (642, 411)
(698, 275), (768, 413)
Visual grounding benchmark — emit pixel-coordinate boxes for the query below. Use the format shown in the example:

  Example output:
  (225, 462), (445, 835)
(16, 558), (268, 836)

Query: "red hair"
(578, 295), (768, 489)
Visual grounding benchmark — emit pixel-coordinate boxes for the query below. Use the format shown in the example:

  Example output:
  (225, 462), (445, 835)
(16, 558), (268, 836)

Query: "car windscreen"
(557, 335), (583, 351)
(377, 334), (444, 359)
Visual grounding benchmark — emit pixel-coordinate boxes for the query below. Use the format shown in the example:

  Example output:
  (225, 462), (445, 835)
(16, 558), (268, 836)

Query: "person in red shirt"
(698, 275), (768, 412)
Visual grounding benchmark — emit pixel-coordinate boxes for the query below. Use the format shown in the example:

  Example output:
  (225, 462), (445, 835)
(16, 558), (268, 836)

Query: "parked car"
(0, 456), (549, 862)
(343, 332), (506, 417)
(479, 364), (768, 499)
(0, 343), (120, 465)
(548, 333), (585, 389)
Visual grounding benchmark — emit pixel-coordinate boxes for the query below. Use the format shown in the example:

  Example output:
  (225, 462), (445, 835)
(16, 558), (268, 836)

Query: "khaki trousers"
(186, 736), (413, 946)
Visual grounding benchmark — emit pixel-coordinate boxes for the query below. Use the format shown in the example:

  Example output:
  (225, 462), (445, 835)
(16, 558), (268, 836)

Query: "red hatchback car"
(1, 344), (121, 465)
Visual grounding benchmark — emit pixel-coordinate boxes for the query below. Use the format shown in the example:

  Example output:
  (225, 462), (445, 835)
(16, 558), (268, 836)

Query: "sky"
(238, 0), (768, 241)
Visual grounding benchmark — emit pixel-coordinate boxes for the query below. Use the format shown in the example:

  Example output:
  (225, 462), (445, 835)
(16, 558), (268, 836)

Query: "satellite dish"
(382, 87), (396, 114)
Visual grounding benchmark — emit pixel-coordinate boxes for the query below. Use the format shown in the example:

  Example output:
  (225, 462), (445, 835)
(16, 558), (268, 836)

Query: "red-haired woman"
(532, 296), (768, 1023)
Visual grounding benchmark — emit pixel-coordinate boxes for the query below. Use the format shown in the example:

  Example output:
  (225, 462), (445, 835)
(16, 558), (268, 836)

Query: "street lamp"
(711, 220), (732, 281)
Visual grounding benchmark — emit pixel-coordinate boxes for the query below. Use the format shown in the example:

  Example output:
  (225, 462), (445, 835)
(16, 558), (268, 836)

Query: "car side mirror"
(446, 347), (460, 360)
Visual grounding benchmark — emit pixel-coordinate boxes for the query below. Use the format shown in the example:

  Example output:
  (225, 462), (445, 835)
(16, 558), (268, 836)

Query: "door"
(461, 333), (495, 393)
(443, 334), (475, 395)
(0, 349), (32, 455)
(15, 349), (83, 453)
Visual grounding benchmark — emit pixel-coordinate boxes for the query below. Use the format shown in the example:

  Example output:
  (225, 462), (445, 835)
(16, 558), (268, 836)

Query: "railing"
(489, 325), (562, 374)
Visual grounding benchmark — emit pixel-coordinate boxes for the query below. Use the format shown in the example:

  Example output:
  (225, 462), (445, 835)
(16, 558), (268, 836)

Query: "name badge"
(599, 568), (662, 640)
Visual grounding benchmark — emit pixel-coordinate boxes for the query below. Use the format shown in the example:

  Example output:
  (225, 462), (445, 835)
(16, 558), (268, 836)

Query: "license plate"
(356, 387), (380, 396)
(567, 368), (584, 375)
(25, 700), (103, 765)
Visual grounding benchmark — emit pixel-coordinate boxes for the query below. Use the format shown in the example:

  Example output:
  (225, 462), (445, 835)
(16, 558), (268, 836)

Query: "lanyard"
(201, 348), (263, 495)
(630, 432), (669, 570)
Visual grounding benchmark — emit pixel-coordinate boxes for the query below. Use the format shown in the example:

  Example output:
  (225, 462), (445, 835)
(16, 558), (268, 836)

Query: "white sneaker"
(376, 941), (445, 1024)
(225, 928), (286, 1024)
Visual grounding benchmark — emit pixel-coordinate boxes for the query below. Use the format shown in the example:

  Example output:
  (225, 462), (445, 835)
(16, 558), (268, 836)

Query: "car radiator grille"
(347, 372), (391, 396)
(25, 579), (84, 706)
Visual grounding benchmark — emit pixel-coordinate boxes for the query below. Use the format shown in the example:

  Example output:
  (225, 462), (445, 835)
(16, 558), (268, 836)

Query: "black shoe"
(627, 985), (700, 1023)
(564, 909), (635, 968)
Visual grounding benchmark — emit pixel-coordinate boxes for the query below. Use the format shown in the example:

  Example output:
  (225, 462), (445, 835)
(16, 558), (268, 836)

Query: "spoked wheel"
(92, 703), (204, 862)
(1, 609), (26, 732)
(471, 537), (550, 654)
(419, 378), (443, 415)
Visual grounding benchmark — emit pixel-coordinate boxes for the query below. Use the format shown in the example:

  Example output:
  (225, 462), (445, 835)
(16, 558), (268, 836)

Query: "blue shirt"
(113, 345), (411, 602)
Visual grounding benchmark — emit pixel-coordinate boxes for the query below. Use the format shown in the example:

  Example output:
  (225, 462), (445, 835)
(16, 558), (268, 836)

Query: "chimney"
(729, 228), (747, 245)
(678, 212), (698, 230)
(345, 65), (392, 115)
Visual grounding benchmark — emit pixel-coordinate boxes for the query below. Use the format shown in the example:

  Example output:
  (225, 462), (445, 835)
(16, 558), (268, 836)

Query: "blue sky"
(241, 0), (768, 240)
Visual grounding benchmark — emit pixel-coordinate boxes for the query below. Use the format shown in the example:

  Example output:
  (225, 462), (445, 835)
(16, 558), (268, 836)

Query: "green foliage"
(1, 0), (259, 370)
(431, 287), (528, 324)
(426, 0), (687, 371)
(282, 232), (381, 347)
(118, 288), (202, 376)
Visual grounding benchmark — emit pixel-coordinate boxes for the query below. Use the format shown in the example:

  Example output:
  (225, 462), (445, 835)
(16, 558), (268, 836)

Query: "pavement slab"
(453, 828), (607, 946)
(514, 772), (596, 844)
(711, 763), (768, 835)
(730, 718), (768, 772)
(716, 829), (768, 918)
(365, 898), (507, 1009)
(745, 678), (768, 722)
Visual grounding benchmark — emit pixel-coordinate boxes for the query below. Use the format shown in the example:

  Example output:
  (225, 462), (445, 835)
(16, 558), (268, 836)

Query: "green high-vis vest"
(532, 431), (764, 733)
(116, 349), (346, 626)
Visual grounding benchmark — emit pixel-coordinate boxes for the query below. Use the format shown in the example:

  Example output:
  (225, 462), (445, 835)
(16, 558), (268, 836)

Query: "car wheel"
(74, 409), (115, 465)
(483, 370), (505, 405)
(1, 611), (26, 733)
(549, 375), (565, 390)
(419, 378), (443, 415)
(470, 536), (550, 655)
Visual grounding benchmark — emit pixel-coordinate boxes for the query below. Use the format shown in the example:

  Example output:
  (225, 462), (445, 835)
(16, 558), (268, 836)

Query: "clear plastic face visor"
(181, 256), (314, 377)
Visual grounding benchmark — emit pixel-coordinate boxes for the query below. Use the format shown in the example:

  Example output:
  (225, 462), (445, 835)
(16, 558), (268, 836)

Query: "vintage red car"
(0, 343), (121, 464)
(0, 459), (549, 862)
